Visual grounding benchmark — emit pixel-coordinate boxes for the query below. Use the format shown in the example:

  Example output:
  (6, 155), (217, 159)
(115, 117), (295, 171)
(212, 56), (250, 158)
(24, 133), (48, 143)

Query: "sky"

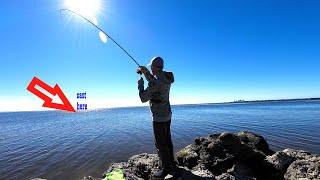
(0, 0), (320, 112)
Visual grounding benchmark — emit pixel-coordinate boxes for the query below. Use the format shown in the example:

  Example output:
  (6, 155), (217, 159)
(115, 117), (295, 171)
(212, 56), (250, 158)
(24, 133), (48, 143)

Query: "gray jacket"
(138, 71), (174, 122)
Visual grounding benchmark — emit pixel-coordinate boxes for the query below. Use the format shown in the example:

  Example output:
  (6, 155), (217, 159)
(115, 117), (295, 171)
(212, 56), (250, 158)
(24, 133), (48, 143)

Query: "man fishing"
(61, 4), (179, 179)
(137, 56), (179, 179)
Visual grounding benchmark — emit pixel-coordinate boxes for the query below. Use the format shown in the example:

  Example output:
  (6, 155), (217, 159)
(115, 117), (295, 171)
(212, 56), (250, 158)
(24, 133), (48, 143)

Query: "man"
(137, 56), (178, 178)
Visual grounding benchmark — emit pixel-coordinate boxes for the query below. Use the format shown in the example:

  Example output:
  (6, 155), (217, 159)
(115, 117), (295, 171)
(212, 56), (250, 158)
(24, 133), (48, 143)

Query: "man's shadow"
(164, 167), (212, 180)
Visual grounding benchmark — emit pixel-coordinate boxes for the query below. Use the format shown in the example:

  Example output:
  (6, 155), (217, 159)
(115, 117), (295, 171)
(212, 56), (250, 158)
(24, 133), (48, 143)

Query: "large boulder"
(236, 131), (274, 155)
(176, 131), (280, 179)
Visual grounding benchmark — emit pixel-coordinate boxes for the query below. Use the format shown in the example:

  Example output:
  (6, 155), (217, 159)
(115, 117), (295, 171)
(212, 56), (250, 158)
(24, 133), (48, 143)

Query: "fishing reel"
(136, 69), (142, 75)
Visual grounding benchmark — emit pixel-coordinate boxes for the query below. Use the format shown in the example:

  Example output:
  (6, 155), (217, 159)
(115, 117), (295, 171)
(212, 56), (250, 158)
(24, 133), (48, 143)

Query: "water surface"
(0, 100), (319, 180)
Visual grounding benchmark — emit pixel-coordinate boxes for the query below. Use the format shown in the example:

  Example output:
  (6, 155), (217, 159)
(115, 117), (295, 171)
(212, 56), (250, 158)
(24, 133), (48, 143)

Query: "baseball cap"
(147, 56), (164, 68)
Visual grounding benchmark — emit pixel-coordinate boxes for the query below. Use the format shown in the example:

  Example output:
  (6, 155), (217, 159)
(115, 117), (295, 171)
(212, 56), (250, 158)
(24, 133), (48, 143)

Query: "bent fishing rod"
(60, 8), (142, 70)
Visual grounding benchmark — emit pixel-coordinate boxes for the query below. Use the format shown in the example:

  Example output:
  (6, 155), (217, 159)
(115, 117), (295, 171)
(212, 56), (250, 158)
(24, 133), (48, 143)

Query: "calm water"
(0, 100), (319, 180)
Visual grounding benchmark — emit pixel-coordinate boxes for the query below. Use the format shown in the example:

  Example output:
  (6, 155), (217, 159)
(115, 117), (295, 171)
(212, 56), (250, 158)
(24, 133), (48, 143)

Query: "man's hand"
(137, 66), (149, 75)
(138, 77), (144, 91)
(137, 65), (155, 83)
(138, 77), (144, 86)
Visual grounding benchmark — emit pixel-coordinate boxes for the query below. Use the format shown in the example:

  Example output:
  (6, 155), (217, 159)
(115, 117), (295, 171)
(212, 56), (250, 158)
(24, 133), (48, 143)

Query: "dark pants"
(153, 120), (175, 170)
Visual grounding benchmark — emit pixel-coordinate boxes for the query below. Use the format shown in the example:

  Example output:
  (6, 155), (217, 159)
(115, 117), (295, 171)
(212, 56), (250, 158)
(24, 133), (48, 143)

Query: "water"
(0, 100), (319, 180)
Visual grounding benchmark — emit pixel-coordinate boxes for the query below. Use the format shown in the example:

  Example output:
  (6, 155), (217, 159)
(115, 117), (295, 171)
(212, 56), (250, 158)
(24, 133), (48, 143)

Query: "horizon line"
(0, 97), (319, 113)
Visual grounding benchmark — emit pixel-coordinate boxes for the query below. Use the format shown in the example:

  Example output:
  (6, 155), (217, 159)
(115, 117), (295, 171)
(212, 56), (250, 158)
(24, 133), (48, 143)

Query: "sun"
(64, 0), (102, 19)
(62, 0), (109, 43)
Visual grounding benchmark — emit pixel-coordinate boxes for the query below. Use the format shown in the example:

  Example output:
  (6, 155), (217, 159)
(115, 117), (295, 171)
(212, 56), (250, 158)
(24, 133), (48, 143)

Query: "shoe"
(152, 168), (170, 179)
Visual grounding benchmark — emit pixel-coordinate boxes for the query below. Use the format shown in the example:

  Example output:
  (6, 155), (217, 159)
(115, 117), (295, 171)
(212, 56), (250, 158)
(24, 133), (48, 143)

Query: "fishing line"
(60, 8), (141, 67)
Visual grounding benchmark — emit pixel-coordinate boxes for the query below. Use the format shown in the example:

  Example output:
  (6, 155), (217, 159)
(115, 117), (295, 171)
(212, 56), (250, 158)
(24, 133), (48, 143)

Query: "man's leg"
(164, 120), (175, 166)
(153, 120), (174, 177)
(163, 120), (181, 178)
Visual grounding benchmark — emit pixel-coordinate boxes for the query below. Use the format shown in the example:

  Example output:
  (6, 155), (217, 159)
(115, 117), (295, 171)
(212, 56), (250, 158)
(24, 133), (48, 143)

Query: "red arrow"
(27, 77), (75, 112)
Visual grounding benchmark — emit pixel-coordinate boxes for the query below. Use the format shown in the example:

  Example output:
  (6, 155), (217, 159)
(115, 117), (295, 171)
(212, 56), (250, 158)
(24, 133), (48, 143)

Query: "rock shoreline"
(83, 131), (319, 180)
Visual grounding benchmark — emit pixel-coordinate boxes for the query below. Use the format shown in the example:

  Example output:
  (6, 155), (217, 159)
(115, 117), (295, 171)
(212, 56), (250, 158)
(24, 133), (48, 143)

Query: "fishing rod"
(60, 8), (142, 69)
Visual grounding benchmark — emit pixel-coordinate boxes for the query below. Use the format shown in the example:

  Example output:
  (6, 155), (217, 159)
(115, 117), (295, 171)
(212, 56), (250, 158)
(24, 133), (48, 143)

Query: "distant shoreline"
(172, 97), (320, 107)
(230, 97), (320, 103)
(0, 97), (319, 113)
(221, 97), (320, 104)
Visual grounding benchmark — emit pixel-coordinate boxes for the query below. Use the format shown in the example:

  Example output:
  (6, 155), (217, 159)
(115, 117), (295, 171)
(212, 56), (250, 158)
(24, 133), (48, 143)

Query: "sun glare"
(65, 0), (102, 20)
(63, 0), (108, 44)
(99, 31), (108, 43)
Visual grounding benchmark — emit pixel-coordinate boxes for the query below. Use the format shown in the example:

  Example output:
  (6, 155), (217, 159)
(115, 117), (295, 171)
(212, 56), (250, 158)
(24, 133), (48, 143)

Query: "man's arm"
(138, 78), (154, 103)
(138, 66), (156, 82)
(144, 71), (156, 82)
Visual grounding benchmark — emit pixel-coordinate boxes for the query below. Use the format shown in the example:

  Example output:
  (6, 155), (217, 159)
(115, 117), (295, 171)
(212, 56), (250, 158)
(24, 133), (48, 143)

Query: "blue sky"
(0, 0), (320, 111)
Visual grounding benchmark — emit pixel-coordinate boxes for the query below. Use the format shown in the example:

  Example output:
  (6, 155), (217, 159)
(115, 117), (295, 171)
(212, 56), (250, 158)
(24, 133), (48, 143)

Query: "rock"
(191, 164), (215, 178)
(236, 131), (273, 155)
(81, 131), (319, 180)
(227, 163), (256, 180)
(105, 153), (159, 180)
(218, 133), (241, 147)
(176, 144), (199, 169)
(266, 151), (295, 172)
(216, 132), (280, 179)
(284, 151), (320, 180)
(215, 173), (235, 180)
(282, 148), (312, 160)
(195, 137), (202, 145)
(176, 131), (280, 179)
(80, 176), (100, 180)
(207, 141), (225, 158)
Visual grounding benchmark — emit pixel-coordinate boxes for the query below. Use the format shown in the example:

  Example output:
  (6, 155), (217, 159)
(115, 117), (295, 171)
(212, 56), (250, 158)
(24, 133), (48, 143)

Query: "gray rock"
(215, 173), (235, 180)
(80, 176), (100, 180)
(105, 153), (159, 180)
(191, 164), (215, 178)
(266, 151), (295, 172)
(282, 148), (312, 160)
(176, 144), (199, 169)
(284, 152), (320, 180)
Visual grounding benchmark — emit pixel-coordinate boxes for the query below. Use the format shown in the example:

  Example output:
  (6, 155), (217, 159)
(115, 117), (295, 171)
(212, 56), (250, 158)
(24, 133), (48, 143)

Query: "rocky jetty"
(83, 131), (320, 180)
